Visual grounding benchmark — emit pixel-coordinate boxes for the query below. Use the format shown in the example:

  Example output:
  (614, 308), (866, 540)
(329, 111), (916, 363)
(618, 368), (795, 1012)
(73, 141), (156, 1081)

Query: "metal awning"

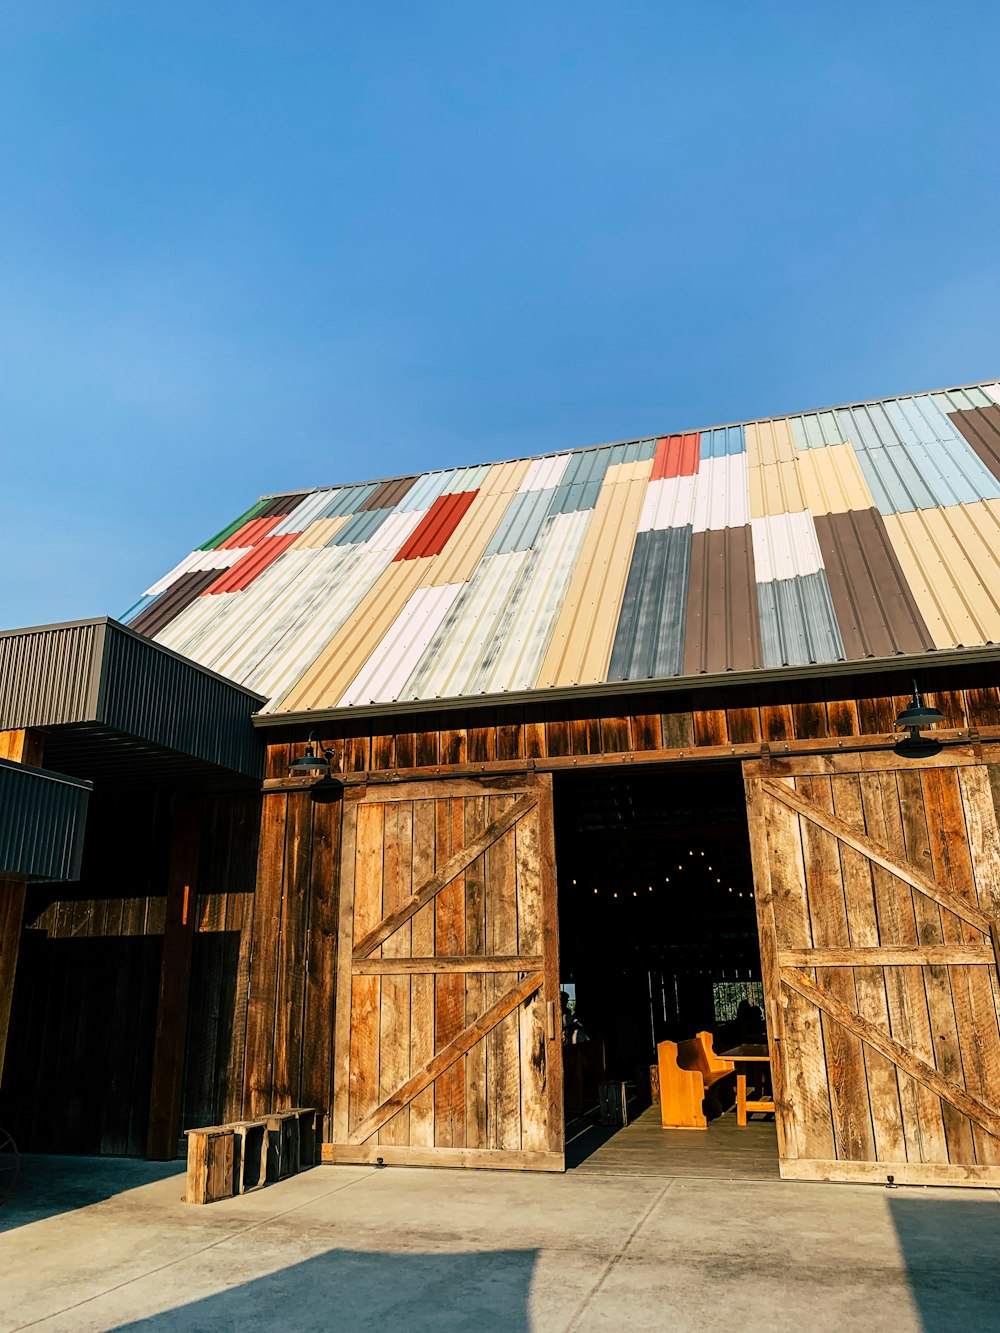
(0, 618), (266, 788)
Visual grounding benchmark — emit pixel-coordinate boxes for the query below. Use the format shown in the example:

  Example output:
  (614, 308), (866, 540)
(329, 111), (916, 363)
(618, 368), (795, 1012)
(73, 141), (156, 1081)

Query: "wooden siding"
(264, 660), (1000, 778)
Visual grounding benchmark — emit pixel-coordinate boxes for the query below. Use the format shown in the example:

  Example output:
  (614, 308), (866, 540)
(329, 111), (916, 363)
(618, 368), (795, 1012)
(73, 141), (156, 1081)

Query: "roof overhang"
(0, 618), (266, 788)
(251, 643), (1000, 729)
(0, 758), (92, 881)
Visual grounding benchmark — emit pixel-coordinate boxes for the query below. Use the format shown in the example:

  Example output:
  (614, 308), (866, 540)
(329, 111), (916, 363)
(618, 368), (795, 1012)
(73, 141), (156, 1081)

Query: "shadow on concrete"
(889, 1195), (1000, 1332)
(108, 1247), (538, 1332)
(0, 1154), (184, 1235)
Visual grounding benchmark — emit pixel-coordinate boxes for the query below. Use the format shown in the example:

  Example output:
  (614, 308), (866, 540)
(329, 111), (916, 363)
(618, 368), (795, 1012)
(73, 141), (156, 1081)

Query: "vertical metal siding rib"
(757, 571), (845, 668)
(518, 454), (571, 492)
(814, 509), (934, 659)
(0, 761), (91, 881)
(751, 511), (825, 583)
(693, 452), (750, 531)
(338, 583), (465, 706)
(547, 446), (615, 515)
(683, 527), (762, 674)
(607, 526), (691, 680)
(143, 546), (248, 597)
(948, 406), (1000, 483)
(198, 498), (270, 550)
(271, 489), (340, 534)
(394, 491), (479, 560)
(484, 488), (556, 555)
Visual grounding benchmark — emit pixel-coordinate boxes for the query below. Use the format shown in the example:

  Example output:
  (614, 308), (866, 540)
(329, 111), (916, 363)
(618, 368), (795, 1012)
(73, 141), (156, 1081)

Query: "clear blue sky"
(2, 2), (998, 627)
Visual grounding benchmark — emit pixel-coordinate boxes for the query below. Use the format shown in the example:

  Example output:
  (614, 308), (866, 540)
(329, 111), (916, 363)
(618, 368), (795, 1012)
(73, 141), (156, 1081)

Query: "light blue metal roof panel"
(548, 446), (615, 515)
(319, 483), (380, 518)
(790, 410), (845, 450)
(607, 438), (657, 467)
(758, 570), (845, 668)
(700, 424), (745, 458)
(329, 507), (394, 546)
(484, 487), (555, 556)
(120, 593), (157, 625)
(271, 488), (339, 534)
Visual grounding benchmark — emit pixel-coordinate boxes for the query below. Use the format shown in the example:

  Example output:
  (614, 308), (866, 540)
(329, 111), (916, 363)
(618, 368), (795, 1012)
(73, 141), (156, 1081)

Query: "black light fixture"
(894, 681), (945, 758)
(289, 731), (333, 780)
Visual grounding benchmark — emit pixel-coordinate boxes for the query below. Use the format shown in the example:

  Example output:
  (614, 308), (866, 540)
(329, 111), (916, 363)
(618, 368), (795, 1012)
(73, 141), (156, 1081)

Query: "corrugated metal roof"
(127, 378), (1000, 717)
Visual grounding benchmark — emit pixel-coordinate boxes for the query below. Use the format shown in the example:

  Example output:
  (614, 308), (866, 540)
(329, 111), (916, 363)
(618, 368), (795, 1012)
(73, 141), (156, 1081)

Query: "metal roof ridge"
(252, 375), (1000, 505)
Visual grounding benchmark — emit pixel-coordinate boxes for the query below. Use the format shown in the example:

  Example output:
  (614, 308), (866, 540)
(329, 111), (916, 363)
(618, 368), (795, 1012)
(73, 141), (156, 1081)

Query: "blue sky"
(2, 2), (998, 626)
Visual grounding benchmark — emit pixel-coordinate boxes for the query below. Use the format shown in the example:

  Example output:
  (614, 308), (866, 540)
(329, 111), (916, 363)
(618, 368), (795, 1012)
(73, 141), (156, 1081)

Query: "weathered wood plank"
(780, 968), (1000, 1143)
(777, 947), (994, 967)
(348, 802), (383, 1134)
(352, 793), (537, 959)
(348, 971), (543, 1145)
(408, 799), (436, 1146)
(761, 777), (992, 933)
(463, 796), (487, 1150)
(515, 801), (546, 1153)
(379, 803), (412, 1147)
(332, 804), (359, 1144)
(434, 799), (466, 1148)
(243, 793), (286, 1119)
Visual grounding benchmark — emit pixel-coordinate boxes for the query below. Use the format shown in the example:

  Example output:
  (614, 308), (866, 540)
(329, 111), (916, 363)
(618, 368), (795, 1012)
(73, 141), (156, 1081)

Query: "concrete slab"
(1, 1156), (998, 1332)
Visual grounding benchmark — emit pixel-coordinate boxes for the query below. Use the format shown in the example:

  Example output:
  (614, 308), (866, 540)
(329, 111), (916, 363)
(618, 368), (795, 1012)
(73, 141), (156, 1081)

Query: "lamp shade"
(289, 744), (329, 779)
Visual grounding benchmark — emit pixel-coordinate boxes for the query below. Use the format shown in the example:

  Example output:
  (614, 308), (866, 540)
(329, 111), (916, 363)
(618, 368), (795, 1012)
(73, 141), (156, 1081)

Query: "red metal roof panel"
(204, 534), (299, 594)
(651, 434), (700, 482)
(393, 491), (479, 561)
(219, 514), (283, 549)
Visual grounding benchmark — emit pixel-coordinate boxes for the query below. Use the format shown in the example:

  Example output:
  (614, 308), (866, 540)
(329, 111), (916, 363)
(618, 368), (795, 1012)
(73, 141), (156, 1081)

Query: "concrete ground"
(2, 1152), (1000, 1332)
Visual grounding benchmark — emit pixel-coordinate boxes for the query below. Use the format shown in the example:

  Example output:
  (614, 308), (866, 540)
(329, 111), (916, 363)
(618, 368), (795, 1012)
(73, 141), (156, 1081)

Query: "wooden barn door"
(329, 772), (564, 1170)
(745, 746), (1000, 1187)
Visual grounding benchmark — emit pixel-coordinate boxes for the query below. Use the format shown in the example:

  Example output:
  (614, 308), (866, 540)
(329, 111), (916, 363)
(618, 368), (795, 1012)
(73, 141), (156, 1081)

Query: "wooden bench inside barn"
(657, 1032), (736, 1129)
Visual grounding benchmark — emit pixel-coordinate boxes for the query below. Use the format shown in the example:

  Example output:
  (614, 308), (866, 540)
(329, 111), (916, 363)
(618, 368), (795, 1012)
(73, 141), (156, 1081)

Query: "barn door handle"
(547, 1001), (557, 1041)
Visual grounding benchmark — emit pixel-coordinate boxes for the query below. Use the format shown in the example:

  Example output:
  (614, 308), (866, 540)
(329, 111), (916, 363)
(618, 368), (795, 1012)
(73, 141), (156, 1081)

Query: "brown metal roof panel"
(256, 491), (311, 519)
(815, 509), (934, 659)
(683, 526), (762, 675)
(949, 406), (1000, 484)
(130, 569), (223, 639)
(359, 475), (420, 511)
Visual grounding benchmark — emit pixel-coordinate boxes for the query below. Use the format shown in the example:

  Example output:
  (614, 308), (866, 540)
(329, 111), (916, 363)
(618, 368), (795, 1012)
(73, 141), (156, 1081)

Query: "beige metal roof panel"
(794, 442), (873, 515)
(288, 515), (351, 549)
(882, 500), (1000, 648)
(272, 557), (435, 712)
(535, 469), (647, 687)
(130, 376), (1000, 718)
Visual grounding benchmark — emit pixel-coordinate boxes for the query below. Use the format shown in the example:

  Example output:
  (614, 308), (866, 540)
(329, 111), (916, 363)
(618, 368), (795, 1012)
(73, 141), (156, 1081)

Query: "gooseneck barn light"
(894, 681), (945, 758)
(289, 732), (333, 780)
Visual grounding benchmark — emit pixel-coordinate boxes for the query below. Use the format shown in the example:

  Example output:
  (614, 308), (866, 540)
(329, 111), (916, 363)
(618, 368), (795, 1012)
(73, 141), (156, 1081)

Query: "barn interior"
(554, 763), (771, 1164)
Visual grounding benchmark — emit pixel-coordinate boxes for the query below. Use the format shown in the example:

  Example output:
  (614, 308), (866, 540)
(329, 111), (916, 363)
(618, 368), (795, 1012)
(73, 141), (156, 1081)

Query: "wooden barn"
(2, 378), (1000, 1188)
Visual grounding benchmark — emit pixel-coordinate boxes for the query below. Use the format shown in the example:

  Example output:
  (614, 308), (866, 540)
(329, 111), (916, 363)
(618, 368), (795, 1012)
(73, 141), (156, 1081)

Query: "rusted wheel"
(0, 1126), (18, 1206)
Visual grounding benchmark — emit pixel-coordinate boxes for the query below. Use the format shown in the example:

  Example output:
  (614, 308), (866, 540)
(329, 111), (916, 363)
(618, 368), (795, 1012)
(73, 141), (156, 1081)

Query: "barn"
(2, 378), (1000, 1187)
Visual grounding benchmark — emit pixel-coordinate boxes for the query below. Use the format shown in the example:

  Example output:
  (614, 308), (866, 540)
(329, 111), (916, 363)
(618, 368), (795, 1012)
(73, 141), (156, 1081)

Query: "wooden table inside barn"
(720, 1044), (774, 1126)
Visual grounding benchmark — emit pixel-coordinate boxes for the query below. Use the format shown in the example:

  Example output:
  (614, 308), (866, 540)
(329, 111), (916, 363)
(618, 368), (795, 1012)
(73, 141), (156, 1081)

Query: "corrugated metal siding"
(684, 527), (762, 674)
(608, 526), (691, 680)
(651, 434), (700, 480)
(0, 619), (262, 776)
(692, 452), (749, 531)
(949, 405), (1000, 483)
(0, 759), (91, 881)
(639, 475), (696, 531)
(394, 491), (479, 560)
(127, 377), (1000, 716)
(98, 623), (263, 776)
(339, 582), (465, 706)
(270, 488), (339, 535)
(537, 464), (648, 686)
(144, 546), (247, 598)
(202, 534), (299, 595)
(484, 487), (555, 555)
(815, 509), (934, 658)
(794, 443), (873, 515)
(198, 498), (269, 550)
(757, 571), (845, 668)
(219, 514), (283, 549)
(257, 491), (310, 519)
(131, 569), (222, 638)
(883, 501), (1000, 647)
(359, 475), (419, 510)
(0, 621), (103, 729)
(751, 511), (825, 582)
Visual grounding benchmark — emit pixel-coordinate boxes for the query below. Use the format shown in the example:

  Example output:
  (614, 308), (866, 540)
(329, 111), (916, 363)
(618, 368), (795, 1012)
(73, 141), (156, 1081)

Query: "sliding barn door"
(745, 746), (1000, 1187)
(329, 772), (564, 1170)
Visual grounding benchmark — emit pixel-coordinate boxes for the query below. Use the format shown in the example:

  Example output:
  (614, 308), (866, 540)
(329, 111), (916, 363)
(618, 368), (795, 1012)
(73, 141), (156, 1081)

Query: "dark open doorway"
(553, 762), (777, 1176)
